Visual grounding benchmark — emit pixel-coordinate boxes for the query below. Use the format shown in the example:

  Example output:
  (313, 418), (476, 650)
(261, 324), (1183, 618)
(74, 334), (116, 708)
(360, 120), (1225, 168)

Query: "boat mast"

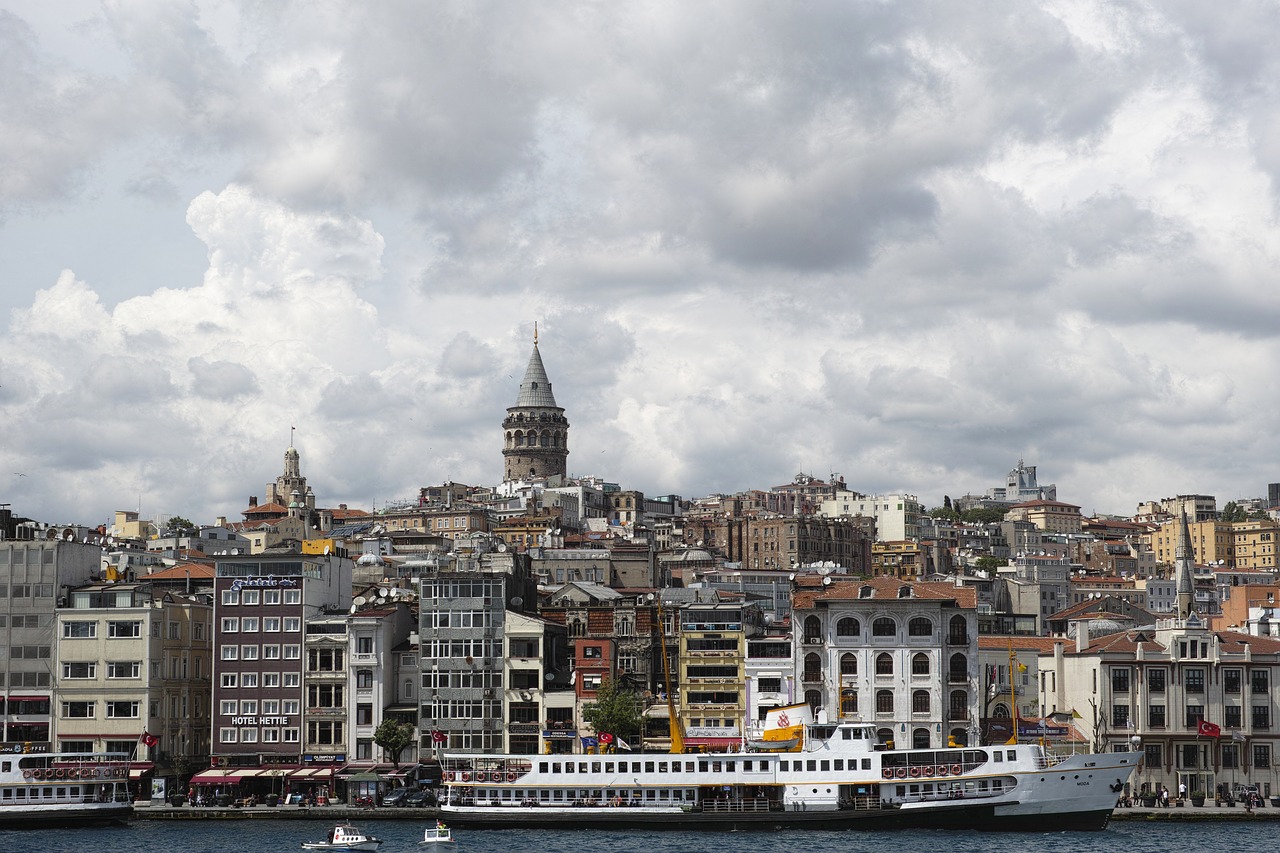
(653, 591), (685, 754)
(1006, 641), (1018, 745)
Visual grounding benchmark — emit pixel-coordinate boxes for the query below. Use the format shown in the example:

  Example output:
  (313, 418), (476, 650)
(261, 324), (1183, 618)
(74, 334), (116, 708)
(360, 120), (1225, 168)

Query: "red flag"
(1197, 720), (1221, 738)
(141, 731), (158, 747)
(598, 732), (614, 744)
(431, 730), (447, 743)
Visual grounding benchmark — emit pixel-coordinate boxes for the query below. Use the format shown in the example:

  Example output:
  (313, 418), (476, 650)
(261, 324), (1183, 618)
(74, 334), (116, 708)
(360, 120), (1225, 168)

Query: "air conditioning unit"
(483, 688), (494, 698)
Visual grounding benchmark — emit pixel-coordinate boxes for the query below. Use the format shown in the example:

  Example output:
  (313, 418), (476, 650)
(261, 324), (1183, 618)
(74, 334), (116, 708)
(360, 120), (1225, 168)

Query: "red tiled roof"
(793, 576), (977, 610)
(145, 563), (215, 581)
(244, 502), (288, 515)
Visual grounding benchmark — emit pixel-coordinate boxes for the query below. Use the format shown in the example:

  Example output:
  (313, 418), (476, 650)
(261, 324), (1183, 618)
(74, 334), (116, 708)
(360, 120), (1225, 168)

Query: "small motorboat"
(301, 823), (383, 851)
(420, 821), (456, 848)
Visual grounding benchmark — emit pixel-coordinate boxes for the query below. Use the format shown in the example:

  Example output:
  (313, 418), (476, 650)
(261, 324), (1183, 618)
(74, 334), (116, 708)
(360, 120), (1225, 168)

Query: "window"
(264, 590), (281, 605)
(262, 700), (280, 714)
(283, 728), (300, 743)
(263, 645), (281, 660)
(241, 673), (258, 688)
(876, 689), (894, 713)
(263, 672), (281, 688)
(61, 701), (94, 718)
(241, 729), (258, 743)
(839, 654), (857, 676)
(283, 700), (300, 715)
(1226, 706), (1242, 728)
(283, 618), (301, 632)
(1144, 743), (1162, 767)
(1111, 668), (1130, 694)
(240, 700), (258, 714)
(1222, 743), (1239, 769)
(875, 653), (893, 676)
(221, 590), (239, 606)
(1111, 705), (1129, 728)
(241, 617), (259, 633)
(105, 701), (139, 719)
(911, 653), (929, 676)
(835, 617), (860, 637)
(221, 646), (238, 661)
(1254, 743), (1271, 768)
(220, 700), (237, 716)
(106, 661), (140, 679)
(1224, 669), (1242, 694)
(284, 645), (301, 660)
(241, 645), (259, 661)
(108, 621), (141, 638)
(912, 690), (930, 714)
(1148, 669), (1166, 693)
(308, 720), (343, 745)
(242, 590), (260, 606)
(262, 729), (280, 743)
(284, 589), (301, 605)
(283, 673), (300, 688)
(1185, 704), (1203, 728)
(357, 637), (373, 654)
(62, 621), (96, 638)
(908, 617), (932, 637)
(1252, 670), (1269, 695)
(1252, 706), (1271, 730)
(872, 617), (896, 637)
(356, 670), (373, 689)
(221, 617), (239, 634)
(62, 662), (95, 679)
(220, 728), (238, 743)
(221, 673), (237, 688)
(1185, 668), (1205, 694)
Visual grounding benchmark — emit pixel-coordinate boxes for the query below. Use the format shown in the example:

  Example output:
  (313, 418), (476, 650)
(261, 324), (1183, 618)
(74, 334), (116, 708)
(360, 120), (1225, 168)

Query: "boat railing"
(697, 797), (778, 813)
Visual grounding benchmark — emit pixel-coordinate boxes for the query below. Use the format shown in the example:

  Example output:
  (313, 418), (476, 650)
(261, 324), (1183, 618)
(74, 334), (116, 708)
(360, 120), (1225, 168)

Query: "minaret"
(502, 326), (570, 482)
(1174, 510), (1196, 620)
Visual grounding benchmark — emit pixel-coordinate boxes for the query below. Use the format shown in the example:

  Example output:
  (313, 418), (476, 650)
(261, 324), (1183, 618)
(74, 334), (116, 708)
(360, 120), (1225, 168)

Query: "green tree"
(373, 719), (415, 768)
(973, 556), (1004, 574)
(1221, 502), (1246, 523)
(581, 677), (642, 746)
(928, 506), (959, 521)
(960, 508), (1007, 525)
(165, 515), (197, 534)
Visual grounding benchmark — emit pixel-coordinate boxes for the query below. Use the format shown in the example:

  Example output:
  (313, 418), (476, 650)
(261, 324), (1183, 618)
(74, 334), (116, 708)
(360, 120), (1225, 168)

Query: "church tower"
(502, 330), (569, 482)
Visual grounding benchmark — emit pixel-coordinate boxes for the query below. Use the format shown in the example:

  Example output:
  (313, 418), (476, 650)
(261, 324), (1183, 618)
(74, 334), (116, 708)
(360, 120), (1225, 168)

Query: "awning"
(129, 762), (155, 779)
(345, 773), (381, 782)
(189, 768), (283, 785)
(289, 768), (334, 779)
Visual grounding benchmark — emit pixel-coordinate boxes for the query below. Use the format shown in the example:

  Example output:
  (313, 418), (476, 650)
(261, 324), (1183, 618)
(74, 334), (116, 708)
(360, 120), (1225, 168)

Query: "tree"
(165, 515), (196, 534)
(581, 677), (642, 746)
(1221, 502), (1246, 523)
(928, 506), (959, 521)
(960, 508), (1007, 525)
(373, 719), (415, 768)
(974, 556), (1004, 574)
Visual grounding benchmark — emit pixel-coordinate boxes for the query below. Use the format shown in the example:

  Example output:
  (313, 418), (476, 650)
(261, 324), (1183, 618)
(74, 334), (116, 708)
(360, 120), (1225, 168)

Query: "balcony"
(946, 709), (970, 722)
(801, 671), (823, 685)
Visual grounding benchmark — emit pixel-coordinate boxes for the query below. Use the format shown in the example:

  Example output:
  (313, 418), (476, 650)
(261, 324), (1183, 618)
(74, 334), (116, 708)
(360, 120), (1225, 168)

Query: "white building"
(818, 491), (923, 542)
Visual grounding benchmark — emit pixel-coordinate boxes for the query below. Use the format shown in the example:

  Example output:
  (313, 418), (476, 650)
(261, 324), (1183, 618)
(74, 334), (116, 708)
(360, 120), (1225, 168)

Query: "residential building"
(819, 491), (923, 542)
(1004, 500), (1084, 536)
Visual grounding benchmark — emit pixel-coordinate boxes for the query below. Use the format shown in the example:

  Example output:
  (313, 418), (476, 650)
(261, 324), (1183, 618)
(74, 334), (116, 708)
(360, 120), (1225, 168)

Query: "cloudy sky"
(3, 1), (1280, 529)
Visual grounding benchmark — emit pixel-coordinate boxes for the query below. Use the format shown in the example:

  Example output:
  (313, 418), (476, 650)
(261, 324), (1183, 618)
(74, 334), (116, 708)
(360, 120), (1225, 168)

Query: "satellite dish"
(354, 596), (366, 606)
(545, 672), (555, 681)
(378, 588), (389, 598)
(324, 546), (331, 556)
(511, 597), (523, 607)
(498, 543), (508, 552)
(822, 576), (832, 586)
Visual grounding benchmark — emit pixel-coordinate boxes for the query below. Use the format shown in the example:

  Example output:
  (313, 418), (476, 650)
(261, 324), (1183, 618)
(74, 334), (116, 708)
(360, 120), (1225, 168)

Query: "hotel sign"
(233, 716), (293, 726)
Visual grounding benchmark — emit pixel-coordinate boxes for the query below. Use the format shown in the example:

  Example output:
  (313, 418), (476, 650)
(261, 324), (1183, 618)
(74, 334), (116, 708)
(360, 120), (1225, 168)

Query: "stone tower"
(1174, 509), (1197, 620)
(502, 332), (569, 482)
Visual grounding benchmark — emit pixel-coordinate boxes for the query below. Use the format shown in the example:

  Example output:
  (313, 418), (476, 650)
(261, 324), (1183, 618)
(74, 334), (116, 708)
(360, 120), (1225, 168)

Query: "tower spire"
(1175, 510), (1196, 620)
(502, 333), (569, 483)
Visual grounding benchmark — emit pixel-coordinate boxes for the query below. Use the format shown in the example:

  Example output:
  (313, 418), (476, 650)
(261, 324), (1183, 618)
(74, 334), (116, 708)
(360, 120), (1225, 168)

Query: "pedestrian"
(1178, 781), (1186, 801)
(1161, 786), (1169, 807)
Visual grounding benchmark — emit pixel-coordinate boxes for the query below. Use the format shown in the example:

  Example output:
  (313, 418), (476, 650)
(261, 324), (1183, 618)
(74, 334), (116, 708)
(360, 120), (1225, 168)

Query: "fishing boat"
(301, 824), (383, 851)
(419, 820), (457, 848)
(438, 721), (1141, 832)
(0, 750), (133, 827)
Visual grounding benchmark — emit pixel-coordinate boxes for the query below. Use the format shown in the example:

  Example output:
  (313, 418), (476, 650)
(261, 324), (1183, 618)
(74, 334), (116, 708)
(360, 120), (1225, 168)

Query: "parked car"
(403, 788), (438, 807)
(381, 788), (410, 807)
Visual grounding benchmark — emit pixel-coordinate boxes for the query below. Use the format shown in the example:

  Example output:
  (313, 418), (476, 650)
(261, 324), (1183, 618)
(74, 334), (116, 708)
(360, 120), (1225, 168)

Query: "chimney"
(249, 496), (258, 508)
(1054, 641), (1066, 713)
(1076, 620), (1090, 654)
(216, 516), (227, 528)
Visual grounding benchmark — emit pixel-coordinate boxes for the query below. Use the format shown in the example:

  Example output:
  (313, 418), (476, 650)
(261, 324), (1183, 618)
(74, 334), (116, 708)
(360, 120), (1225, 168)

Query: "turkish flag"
(598, 732), (614, 744)
(141, 731), (158, 747)
(1197, 720), (1221, 738)
(431, 730), (447, 743)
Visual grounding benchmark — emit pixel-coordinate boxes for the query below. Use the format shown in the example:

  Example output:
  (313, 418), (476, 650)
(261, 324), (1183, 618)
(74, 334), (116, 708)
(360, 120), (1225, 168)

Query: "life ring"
(882, 768), (893, 780)
(461, 772), (470, 782)
(909, 767), (921, 778)
(895, 767), (907, 779)
(937, 765), (949, 777)
(951, 764), (962, 775)
(92, 768), (103, 778)
(922, 766), (935, 777)
(507, 772), (517, 782)
(22, 769), (32, 779)
(444, 771), (453, 782)
(55, 768), (66, 779)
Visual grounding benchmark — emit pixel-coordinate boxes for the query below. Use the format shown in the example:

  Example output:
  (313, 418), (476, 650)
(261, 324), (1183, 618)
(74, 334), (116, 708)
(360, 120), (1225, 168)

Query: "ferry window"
(779, 761), (788, 771)
(605, 763), (614, 772)
(539, 763), (548, 773)
(820, 761), (829, 771)
(1006, 750), (1016, 760)
(591, 762), (601, 773)
(578, 763), (588, 773)
(727, 761), (735, 771)
(552, 790), (563, 801)
(0, 762), (7, 772)
(698, 761), (708, 772)
(645, 762), (655, 773)
(807, 760), (816, 771)
(993, 752), (1002, 761)
(834, 760), (843, 771)
(564, 763), (572, 773)
(744, 761), (753, 772)
(57, 787), (65, 797)
(685, 762), (695, 772)
(862, 759), (871, 770)
(658, 762), (667, 772)
(712, 762), (722, 773)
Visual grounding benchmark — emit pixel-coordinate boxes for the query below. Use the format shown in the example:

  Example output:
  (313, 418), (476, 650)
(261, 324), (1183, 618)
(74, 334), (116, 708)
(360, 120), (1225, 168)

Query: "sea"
(0, 820), (1269, 853)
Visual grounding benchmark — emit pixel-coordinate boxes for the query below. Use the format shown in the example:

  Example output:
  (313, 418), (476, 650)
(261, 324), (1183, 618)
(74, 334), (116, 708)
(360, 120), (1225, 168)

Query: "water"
(0, 820), (1269, 853)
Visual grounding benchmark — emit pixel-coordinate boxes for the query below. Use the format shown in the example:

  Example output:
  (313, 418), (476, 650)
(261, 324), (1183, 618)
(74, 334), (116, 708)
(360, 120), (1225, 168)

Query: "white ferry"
(439, 722), (1141, 832)
(0, 750), (133, 827)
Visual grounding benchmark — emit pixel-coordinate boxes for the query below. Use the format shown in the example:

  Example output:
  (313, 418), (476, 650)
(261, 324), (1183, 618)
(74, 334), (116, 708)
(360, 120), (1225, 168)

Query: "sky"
(4, 1), (1280, 529)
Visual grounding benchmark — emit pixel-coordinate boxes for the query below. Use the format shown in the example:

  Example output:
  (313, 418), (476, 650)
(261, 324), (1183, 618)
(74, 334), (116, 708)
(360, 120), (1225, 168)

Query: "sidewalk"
(1112, 798), (1280, 821)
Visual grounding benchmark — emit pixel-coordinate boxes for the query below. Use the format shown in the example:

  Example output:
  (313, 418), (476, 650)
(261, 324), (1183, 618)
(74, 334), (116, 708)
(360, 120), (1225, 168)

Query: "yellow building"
(871, 540), (925, 578)
(1004, 500), (1083, 535)
(1232, 519), (1280, 571)
(1146, 519), (1234, 568)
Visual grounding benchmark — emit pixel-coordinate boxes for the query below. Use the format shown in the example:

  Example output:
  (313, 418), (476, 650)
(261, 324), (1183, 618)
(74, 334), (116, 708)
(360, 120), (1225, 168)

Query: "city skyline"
(4, 3), (1280, 525)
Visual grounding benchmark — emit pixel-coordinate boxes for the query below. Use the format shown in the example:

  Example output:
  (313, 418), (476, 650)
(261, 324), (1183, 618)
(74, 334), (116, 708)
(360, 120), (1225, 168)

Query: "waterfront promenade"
(132, 798), (1280, 823)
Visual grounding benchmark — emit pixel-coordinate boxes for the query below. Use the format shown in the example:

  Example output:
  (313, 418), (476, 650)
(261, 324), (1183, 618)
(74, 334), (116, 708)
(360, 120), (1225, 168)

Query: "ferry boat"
(439, 722), (1141, 832)
(0, 750), (133, 827)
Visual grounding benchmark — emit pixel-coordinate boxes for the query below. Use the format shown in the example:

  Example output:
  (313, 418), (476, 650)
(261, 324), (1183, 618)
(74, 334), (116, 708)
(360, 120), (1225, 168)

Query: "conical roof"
(513, 344), (559, 408)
